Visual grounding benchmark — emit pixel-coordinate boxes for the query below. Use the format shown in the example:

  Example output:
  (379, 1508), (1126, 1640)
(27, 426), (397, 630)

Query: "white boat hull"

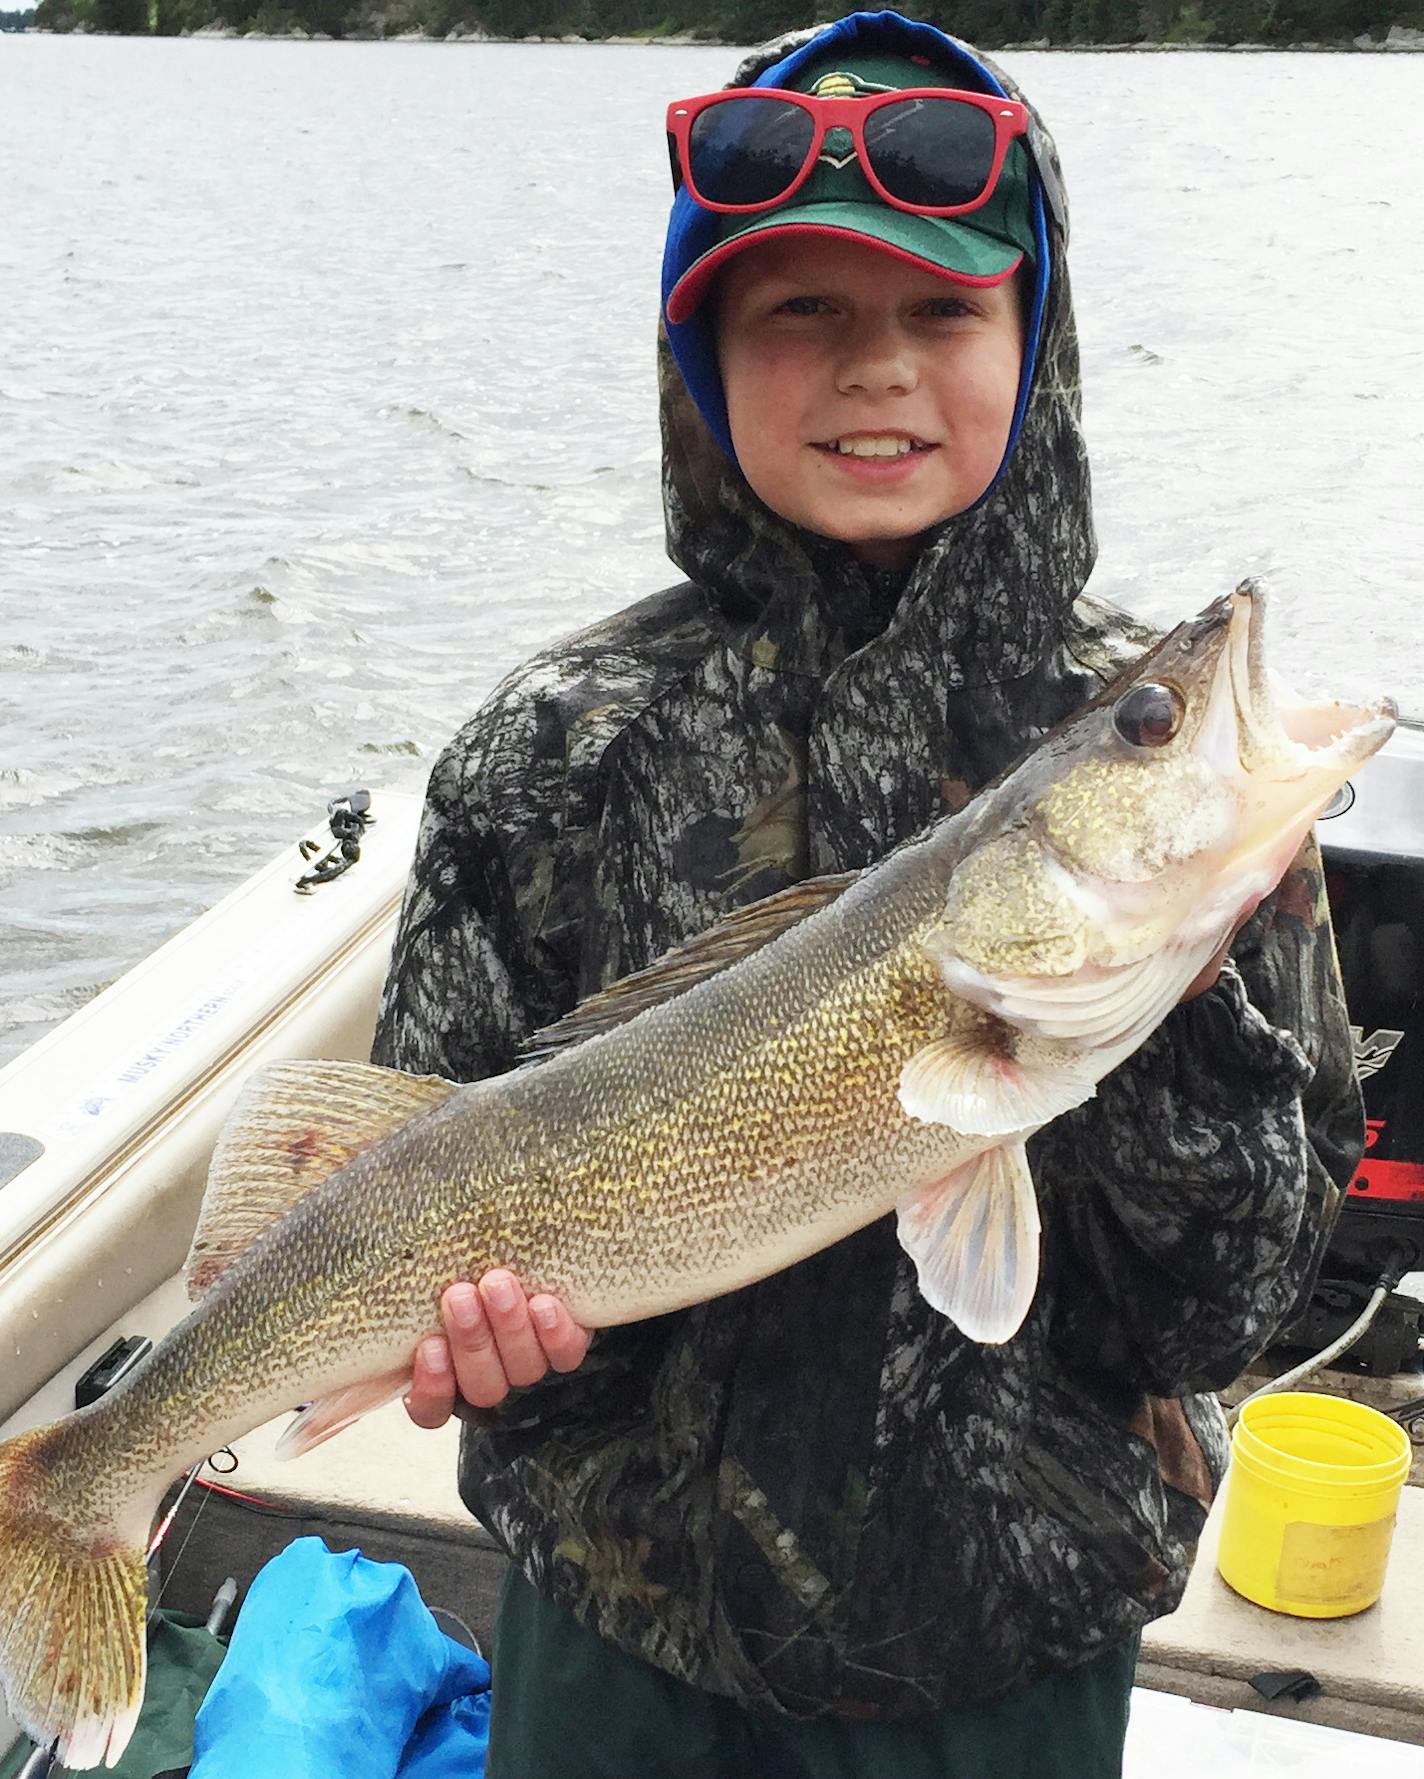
(0, 791), (422, 1424)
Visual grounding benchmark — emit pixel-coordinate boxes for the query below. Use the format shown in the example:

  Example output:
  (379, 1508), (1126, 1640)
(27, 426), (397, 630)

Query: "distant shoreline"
(20, 25), (1424, 47)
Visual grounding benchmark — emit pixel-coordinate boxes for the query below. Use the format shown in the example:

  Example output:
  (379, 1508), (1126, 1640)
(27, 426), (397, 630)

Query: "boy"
(375, 13), (1361, 1775)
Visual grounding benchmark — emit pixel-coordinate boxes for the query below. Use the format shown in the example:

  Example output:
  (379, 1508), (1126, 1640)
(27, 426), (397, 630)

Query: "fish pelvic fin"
(521, 871), (858, 1058)
(0, 1422), (151, 1770)
(185, 1059), (456, 1299)
(896, 1142), (1041, 1344)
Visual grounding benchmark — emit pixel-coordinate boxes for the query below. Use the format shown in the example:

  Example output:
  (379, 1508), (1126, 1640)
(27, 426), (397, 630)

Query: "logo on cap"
(808, 71), (896, 172)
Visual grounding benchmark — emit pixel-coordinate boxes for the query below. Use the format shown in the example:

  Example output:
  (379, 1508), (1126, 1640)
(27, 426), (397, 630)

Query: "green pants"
(488, 1567), (1138, 1779)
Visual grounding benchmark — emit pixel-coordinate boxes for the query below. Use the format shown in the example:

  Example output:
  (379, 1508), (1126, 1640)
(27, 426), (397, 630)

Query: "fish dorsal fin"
(896, 1141), (1041, 1343)
(522, 872), (858, 1059)
(184, 1059), (456, 1299)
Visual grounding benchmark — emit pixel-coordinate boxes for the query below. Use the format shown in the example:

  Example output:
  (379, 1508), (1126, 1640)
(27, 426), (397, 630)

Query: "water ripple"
(0, 39), (1421, 1065)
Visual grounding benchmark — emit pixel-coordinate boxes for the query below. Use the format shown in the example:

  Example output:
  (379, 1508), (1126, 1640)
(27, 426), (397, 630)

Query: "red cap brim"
(666, 222), (1023, 326)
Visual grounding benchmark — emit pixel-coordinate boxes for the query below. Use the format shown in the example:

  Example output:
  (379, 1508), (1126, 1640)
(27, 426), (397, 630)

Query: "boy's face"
(715, 236), (1025, 570)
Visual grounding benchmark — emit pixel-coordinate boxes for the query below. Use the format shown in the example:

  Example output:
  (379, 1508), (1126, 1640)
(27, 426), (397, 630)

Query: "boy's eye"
(921, 297), (972, 320)
(775, 295), (828, 317)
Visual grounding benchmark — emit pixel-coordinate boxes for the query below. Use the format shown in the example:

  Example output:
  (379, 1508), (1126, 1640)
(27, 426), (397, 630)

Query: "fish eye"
(1113, 682), (1186, 749)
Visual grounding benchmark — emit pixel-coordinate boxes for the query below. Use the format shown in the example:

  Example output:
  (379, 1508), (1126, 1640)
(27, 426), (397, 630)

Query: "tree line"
(28, 0), (1423, 48)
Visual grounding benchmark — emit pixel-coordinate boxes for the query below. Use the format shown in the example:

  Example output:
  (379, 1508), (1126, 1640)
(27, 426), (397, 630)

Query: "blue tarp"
(190, 1538), (489, 1779)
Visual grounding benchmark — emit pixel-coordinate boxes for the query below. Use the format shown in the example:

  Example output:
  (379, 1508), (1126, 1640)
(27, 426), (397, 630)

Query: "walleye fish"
(0, 584), (1393, 1767)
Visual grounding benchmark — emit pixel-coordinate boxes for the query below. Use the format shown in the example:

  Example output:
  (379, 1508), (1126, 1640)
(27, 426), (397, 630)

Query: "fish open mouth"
(1217, 580), (1396, 784)
(1169, 580), (1397, 942)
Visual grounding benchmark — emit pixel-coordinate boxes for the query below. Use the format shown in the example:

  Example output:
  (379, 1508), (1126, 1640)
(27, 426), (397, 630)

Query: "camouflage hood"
(659, 11), (1093, 692)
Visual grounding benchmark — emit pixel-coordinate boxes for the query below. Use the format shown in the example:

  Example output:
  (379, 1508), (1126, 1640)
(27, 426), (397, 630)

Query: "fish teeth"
(832, 436), (917, 458)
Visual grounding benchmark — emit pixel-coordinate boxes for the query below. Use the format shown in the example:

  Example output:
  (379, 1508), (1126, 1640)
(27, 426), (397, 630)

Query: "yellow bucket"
(1217, 1391), (1412, 1618)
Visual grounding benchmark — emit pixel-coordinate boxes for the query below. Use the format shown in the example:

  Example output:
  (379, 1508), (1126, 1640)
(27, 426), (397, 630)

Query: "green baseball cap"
(665, 51), (1037, 325)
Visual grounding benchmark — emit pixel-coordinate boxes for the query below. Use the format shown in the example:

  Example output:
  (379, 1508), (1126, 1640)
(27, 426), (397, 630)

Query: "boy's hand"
(404, 1271), (592, 1428)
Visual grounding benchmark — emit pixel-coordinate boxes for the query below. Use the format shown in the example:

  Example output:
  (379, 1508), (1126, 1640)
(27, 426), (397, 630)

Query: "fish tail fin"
(0, 1422), (151, 1771)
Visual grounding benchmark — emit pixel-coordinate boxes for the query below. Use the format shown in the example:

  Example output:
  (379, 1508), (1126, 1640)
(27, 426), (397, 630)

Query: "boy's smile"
(715, 236), (1025, 570)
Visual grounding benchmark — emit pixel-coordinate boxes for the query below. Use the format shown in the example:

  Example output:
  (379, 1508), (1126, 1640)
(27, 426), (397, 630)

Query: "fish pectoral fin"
(896, 1142), (1040, 1344)
(522, 870), (859, 1058)
(897, 1028), (1098, 1137)
(936, 946), (1205, 1053)
(275, 1365), (414, 1460)
(184, 1059), (457, 1299)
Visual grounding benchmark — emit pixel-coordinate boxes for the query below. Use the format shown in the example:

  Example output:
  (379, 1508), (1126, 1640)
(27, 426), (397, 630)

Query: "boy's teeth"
(834, 436), (916, 457)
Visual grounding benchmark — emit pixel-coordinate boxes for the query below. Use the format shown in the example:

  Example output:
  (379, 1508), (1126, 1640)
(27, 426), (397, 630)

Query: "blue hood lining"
(661, 9), (1051, 511)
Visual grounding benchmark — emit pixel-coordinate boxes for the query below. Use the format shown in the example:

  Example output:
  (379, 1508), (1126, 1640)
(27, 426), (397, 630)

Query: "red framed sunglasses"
(665, 86), (1032, 220)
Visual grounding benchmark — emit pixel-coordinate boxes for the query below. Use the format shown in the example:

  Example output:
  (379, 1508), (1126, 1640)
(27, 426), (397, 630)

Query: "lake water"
(1, 37), (1421, 1065)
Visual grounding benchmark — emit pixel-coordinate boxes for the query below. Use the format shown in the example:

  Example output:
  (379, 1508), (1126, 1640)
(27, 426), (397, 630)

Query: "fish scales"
(485, 845), (971, 1317)
(32, 841), (970, 1519)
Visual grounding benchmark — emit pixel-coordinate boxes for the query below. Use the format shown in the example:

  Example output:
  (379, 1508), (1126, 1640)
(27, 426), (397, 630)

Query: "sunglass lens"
(687, 97), (815, 207)
(863, 97), (997, 209)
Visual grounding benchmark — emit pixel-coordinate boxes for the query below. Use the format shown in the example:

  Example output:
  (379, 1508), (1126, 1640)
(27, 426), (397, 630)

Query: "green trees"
(1210, 0), (1276, 35)
(722, 0), (809, 38)
(18, 0), (1422, 45)
(473, 0), (539, 32)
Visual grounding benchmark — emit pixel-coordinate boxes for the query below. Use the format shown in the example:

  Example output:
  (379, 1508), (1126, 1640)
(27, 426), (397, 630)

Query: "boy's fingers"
(404, 1334), (457, 1430)
(429, 1275), (591, 1414)
(478, 1270), (550, 1390)
(528, 1296), (593, 1373)
(443, 1281), (516, 1409)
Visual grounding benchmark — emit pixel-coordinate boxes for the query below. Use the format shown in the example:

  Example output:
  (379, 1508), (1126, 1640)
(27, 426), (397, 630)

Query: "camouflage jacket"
(372, 29), (1363, 1721)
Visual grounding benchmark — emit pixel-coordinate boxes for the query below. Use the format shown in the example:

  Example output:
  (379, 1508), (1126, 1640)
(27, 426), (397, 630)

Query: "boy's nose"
(834, 322), (918, 398)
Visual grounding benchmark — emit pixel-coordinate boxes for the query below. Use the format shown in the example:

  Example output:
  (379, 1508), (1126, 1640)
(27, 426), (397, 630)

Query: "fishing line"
(145, 1460), (205, 1563)
(143, 1457), (294, 1630)
(193, 1476), (292, 1516)
(145, 1459), (214, 1627)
